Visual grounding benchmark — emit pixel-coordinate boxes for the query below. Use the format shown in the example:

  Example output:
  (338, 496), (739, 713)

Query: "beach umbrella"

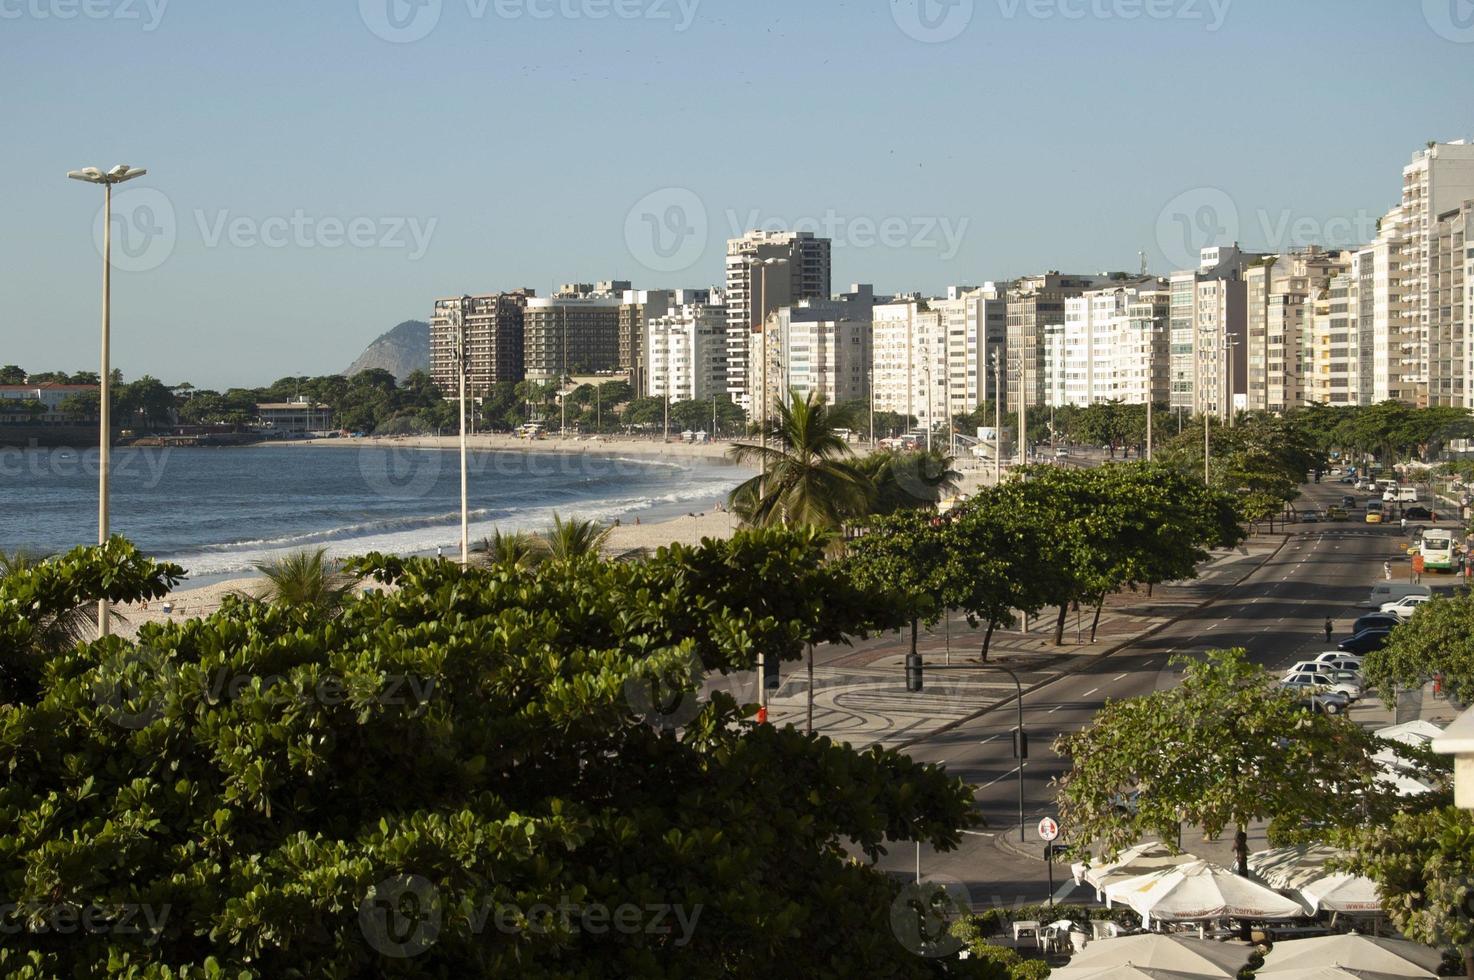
(1058, 933), (1251, 977)
(1048, 966), (1221, 980)
(1104, 860), (1304, 925)
(1257, 934), (1441, 977)
(1073, 841), (1199, 897)
(1247, 845), (1382, 914)
(1372, 721), (1443, 798)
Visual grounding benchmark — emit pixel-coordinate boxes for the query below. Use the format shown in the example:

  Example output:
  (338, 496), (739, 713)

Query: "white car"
(1312, 651), (1364, 667)
(1381, 594), (1431, 620)
(1283, 671), (1363, 702)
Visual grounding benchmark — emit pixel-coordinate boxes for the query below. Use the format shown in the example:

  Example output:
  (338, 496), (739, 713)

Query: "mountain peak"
(343, 320), (429, 383)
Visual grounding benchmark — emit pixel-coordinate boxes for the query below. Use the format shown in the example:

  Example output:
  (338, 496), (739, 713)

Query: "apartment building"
(645, 302), (727, 402)
(1006, 273), (1114, 414)
(724, 231), (832, 412)
(1306, 273), (1358, 405)
(930, 283), (1008, 418)
(620, 288), (714, 397)
(754, 285), (876, 417)
(1057, 279), (1171, 407)
(523, 284), (626, 382)
(1402, 141), (1474, 406)
(1243, 247), (1350, 413)
(1431, 201), (1474, 407)
(872, 295), (939, 427)
(1169, 246), (1261, 418)
(429, 290), (534, 394)
(1352, 207), (1418, 404)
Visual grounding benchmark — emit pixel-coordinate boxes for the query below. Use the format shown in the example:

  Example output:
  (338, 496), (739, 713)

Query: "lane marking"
(979, 765), (1022, 790)
(979, 735), (998, 746)
(1048, 705), (1061, 714)
(1113, 673), (1129, 681)
(1083, 687), (1100, 697)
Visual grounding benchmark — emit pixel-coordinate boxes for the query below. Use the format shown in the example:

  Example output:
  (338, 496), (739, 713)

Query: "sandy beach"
(115, 508), (744, 636)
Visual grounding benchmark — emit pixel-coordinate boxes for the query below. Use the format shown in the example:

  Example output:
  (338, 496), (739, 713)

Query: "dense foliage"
(0, 531), (981, 978)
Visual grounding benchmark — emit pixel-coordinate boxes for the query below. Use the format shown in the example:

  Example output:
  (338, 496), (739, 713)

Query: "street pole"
(1146, 397), (1154, 461)
(1204, 412), (1211, 486)
(1017, 353), (1027, 469)
(69, 164), (147, 638)
(560, 306), (568, 439)
(868, 365), (875, 445)
(457, 307), (470, 566)
(993, 351), (1003, 486)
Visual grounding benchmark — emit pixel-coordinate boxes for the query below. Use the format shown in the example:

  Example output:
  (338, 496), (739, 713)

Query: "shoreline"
(259, 432), (743, 463)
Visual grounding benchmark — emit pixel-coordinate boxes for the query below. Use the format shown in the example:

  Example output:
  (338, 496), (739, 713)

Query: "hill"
(342, 320), (429, 382)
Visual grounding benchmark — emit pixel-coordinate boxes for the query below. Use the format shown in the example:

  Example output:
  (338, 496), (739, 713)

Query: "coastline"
(260, 432), (741, 463)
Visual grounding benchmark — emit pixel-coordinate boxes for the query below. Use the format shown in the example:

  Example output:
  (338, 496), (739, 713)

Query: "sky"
(2, 0), (1472, 389)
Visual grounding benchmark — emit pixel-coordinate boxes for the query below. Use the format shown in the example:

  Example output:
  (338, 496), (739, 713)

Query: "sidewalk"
(758, 533), (1290, 749)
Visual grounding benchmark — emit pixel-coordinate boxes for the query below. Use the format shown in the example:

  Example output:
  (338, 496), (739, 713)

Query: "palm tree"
(246, 549), (358, 616)
(727, 390), (871, 529)
(475, 529), (544, 569)
(0, 549), (117, 651)
(850, 449), (962, 515)
(539, 514), (613, 561)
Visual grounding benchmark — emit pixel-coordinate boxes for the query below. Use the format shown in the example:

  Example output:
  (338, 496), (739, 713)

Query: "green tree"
(844, 510), (954, 664)
(476, 528), (544, 569)
(728, 391), (870, 529)
(0, 364), (25, 384)
(244, 548), (359, 616)
(1345, 806), (1474, 977)
(1055, 648), (1381, 875)
(0, 532), (976, 977)
(1362, 592), (1474, 704)
(56, 390), (100, 422)
(851, 450), (961, 515)
(539, 513), (613, 560)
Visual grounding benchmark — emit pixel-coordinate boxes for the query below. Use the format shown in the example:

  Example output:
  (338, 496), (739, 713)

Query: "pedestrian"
(1401, 516), (1408, 530)
(1384, 560), (1393, 581)
(1324, 618), (1333, 643)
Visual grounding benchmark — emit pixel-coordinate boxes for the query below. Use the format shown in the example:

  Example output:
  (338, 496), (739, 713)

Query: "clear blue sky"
(3, 0), (1471, 388)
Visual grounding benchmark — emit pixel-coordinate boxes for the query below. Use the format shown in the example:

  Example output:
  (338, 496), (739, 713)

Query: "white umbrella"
(1058, 933), (1251, 977)
(1372, 721), (1444, 798)
(1049, 966), (1222, 980)
(1104, 860), (1305, 925)
(1073, 841), (1199, 897)
(1251, 971), (1433, 980)
(1257, 934), (1442, 977)
(1247, 845), (1382, 914)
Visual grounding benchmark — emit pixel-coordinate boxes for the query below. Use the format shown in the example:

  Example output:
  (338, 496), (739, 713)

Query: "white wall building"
(724, 231), (831, 413)
(1402, 140), (1474, 406)
(758, 284), (875, 415)
(645, 303), (727, 402)
(1057, 279), (1170, 407)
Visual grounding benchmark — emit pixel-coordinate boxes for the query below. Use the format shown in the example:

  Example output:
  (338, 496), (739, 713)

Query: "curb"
(896, 532), (1294, 751)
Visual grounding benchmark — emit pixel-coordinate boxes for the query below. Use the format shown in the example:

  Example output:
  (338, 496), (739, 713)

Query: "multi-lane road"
(878, 481), (1442, 906)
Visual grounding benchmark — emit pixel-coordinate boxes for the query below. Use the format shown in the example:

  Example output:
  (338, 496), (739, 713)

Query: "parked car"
(1302, 510), (1322, 523)
(1353, 612), (1400, 635)
(1339, 628), (1392, 654)
(1405, 506), (1433, 521)
(1283, 671), (1362, 701)
(1382, 593), (1433, 620)
(1313, 651), (1365, 669)
(1338, 475), (1356, 484)
(1367, 583), (1431, 607)
(1288, 688), (1352, 715)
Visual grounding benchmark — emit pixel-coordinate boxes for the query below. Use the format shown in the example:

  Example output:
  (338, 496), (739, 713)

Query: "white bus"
(1421, 528), (1457, 572)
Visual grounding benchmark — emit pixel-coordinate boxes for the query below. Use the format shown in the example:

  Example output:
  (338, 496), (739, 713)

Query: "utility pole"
(992, 350), (1003, 486)
(560, 305), (568, 439)
(868, 364), (875, 445)
(456, 304), (470, 566)
(921, 344), (933, 454)
(1017, 352), (1027, 469)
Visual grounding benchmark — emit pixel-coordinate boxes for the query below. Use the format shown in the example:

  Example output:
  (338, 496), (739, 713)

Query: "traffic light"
(1012, 727), (1029, 760)
(905, 653), (924, 693)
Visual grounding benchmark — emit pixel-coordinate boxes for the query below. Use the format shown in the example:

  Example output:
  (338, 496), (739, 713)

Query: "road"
(876, 480), (1450, 908)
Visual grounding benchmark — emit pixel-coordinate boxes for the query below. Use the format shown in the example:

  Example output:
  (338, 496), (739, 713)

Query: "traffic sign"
(1037, 817), (1059, 842)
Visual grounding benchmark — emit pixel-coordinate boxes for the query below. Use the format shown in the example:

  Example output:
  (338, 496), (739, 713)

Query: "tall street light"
(991, 350), (1003, 486)
(455, 302), (470, 565)
(748, 256), (787, 478)
(68, 164), (147, 639)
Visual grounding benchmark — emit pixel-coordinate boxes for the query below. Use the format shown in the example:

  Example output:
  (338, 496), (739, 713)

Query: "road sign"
(1037, 817), (1059, 842)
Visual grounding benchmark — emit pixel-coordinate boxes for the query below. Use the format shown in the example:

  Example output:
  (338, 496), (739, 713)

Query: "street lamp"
(68, 164), (147, 639)
(991, 350), (1003, 486)
(748, 256), (788, 478)
(454, 302), (470, 565)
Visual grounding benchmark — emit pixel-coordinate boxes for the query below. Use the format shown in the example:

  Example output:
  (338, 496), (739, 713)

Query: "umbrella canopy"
(1247, 845), (1382, 914)
(1060, 933), (1252, 977)
(1049, 966), (1221, 980)
(1372, 722), (1443, 798)
(1073, 841), (1199, 896)
(1104, 860), (1305, 924)
(1257, 934), (1441, 977)
(1254, 970), (1433, 980)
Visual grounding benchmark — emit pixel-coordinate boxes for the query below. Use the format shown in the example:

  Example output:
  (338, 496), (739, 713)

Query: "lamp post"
(992, 350), (1003, 486)
(748, 257), (788, 477)
(67, 164), (147, 639)
(455, 303), (470, 565)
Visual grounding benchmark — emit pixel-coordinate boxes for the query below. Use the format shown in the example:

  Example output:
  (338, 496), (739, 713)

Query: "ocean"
(0, 444), (746, 582)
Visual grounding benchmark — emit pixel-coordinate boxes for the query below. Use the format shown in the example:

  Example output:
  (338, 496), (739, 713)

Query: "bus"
(1366, 499), (1383, 524)
(1421, 528), (1457, 572)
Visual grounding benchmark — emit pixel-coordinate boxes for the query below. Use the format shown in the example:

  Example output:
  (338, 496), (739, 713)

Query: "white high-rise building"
(871, 296), (939, 429)
(1244, 247), (1351, 413)
(1058, 279), (1171, 407)
(724, 231), (832, 413)
(929, 283), (1008, 420)
(1169, 246), (1260, 418)
(1353, 207), (1417, 404)
(646, 303), (727, 402)
(1402, 140), (1474, 406)
(758, 285), (875, 415)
